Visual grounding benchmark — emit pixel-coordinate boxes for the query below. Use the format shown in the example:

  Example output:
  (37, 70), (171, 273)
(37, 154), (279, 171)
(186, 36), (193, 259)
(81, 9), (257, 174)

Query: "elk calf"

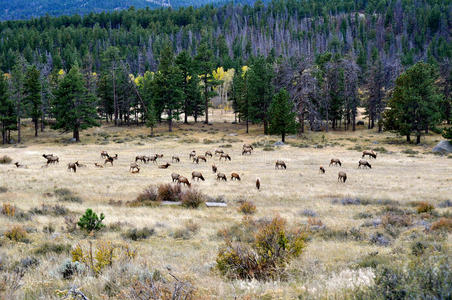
(192, 171), (205, 181)
(242, 148), (252, 155)
(189, 151), (196, 159)
(94, 163), (104, 168)
(172, 156), (180, 163)
(338, 171), (347, 183)
(44, 155), (59, 165)
(194, 155), (207, 164)
(177, 176), (191, 187)
(205, 151), (213, 157)
(100, 151), (109, 158)
(212, 164), (217, 173)
(67, 162), (77, 173)
(329, 158), (342, 167)
(231, 173), (241, 181)
(358, 160), (372, 169)
(275, 160), (287, 169)
(216, 172), (227, 181)
(319, 166), (325, 174)
(14, 162), (27, 168)
(130, 162), (140, 173)
(135, 155), (147, 163)
(158, 163), (171, 169)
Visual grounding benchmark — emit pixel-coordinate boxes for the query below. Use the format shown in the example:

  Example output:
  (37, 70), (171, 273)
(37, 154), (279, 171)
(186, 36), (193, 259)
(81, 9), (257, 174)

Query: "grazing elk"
(256, 178), (260, 190)
(155, 154), (164, 159)
(362, 150), (377, 159)
(243, 144), (254, 150)
(14, 162), (27, 168)
(192, 171), (205, 181)
(242, 148), (252, 155)
(100, 151), (109, 158)
(338, 171), (347, 183)
(319, 166), (325, 174)
(329, 158), (342, 167)
(104, 155), (114, 166)
(94, 163), (104, 168)
(172, 156), (180, 163)
(275, 160), (287, 169)
(43, 154), (59, 165)
(177, 176), (191, 187)
(148, 155), (158, 164)
(189, 151), (196, 159)
(212, 164), (217, 173)
(129, 162), (140, 173)
(158, 163), (171, 169)
(171, 173), (180, 182)
(193, 155), (207, 164)
(219, 153), (231, 161)
(135, 155), (148, 163)
(67, 162), (77, 173)
(205, 151), (213, 157)
(231, 173), (241, 181)
(215, 149), (224, 155)
(216, 172), (227, 181)
(358, 160), (372, 169)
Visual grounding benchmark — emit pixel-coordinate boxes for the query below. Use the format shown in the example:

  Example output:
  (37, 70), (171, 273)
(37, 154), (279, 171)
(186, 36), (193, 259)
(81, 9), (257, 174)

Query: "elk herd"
(11, 144), (378, 189)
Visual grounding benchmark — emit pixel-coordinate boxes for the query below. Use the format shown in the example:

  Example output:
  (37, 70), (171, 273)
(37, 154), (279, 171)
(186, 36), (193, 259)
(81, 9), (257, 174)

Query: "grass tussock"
(4, 225), (28, 242)
(415, 201), (435, 214)
(238, 201), (256, 215)
(54, 188), (83, 203)
(122, 227), (155, 241)
(0, 155), (12, 164)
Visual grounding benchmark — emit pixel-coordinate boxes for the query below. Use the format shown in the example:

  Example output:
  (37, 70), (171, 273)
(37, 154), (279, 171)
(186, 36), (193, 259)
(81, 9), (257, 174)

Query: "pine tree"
(384, 62), (443, 144)
(0, 73), (16, 144)
(52, 65), (99, 142)
(195, 42), (220, 124)
(24, 66), (42, 137)
(269, 89), (297, 142)
(10, 57), (27, 143)
(175, 51), (200, 124)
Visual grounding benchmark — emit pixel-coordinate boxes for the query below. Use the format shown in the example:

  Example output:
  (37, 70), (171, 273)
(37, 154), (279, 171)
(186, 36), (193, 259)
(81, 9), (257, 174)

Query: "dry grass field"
(0, 111), (451, 299)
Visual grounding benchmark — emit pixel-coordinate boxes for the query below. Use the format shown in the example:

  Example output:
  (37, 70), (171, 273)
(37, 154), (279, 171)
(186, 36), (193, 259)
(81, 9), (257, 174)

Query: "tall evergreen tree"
(10, 56), (26, 143)
(52, 65), (99, 142)
(384, 62), (443, 144)
(102, 46), (121, 126)
(268, 89), (297, 142)
(24, 66), (42, 137)
(0, 73), (16, 144)
(195, 42), (220, 124)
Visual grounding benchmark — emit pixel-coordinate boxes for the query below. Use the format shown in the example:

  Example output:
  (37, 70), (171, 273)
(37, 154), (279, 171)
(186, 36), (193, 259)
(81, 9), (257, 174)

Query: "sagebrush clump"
(238, 201), (256, 215)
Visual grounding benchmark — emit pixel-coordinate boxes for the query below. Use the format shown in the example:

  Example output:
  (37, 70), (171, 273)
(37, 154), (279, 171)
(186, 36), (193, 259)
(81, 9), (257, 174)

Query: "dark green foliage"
(443, 127), (452, 141)
(77, 208), (105, 232)
(23, 66), (42, 137)
(268, 89), (297, 142)
(384, 62), (443, 144)
(52, 65), (99, 142)
(0, 73), (16, 144)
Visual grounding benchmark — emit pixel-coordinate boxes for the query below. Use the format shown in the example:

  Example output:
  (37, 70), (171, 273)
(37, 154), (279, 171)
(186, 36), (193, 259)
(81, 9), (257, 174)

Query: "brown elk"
(100, 151), (109, 159)
(135, 155), (148, 163)
(129, 162), (140, 173)
(94, 163), (104, 168)
(242, 148), (252, 155)
(358, 160), (372, 169)
(216, 172), (227, 181)
(171, 173), (180, 182)
(158, 163), (171, 169)
(104, 155), (114, 166)
(172, 156), (180, 163)
(215, 149), (224, 155)
(43, 154), (59, 165)
(256, 178), (260, 190)
(193, 155), (207, 164)
(189, 151), (196, 159)
(67, 162), (77, 173)
(177, 176), (191, 187)
(231, 173), (241, 181)
(205, 151), (213, 157)
(219, 153), (231, 161)
(243, 144), (254, 150)
(329, 159), (342, 167)
(275, 160), (287, 169)
(155, 154), (164, 159)
(212, 164), (217, 173)
(192, 171), (205, 181)
(319, 166), (325, 174)
(362, 150), (377, 159)
(148, 155), (158, 164)
(338, 171), (347, 183)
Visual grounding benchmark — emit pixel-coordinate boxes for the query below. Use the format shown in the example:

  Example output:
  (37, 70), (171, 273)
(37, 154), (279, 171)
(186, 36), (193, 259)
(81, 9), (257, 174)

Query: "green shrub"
(77, 208), (105, 233)
(0, 155), (12, 164)
(216, 216), (306, 280)
(122, 227), (155, 241)
(441, 127), (452, 140)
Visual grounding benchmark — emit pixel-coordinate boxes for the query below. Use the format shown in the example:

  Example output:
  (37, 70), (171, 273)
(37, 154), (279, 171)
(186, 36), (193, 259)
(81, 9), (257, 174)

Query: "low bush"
(58, 259), (85, 279)
(314, 227), (365, 241)
(122, 227), (155, 241)
(1, 203), (15, 217)
(5, 226), (28, 242)
(430, 218), (452, 232)
(181, 189), (205, 208)
(402, 149), (418, 155)
(238, 201), (256, 215)
(416, 202), (435, 214)
(0, 186), (7, 193)
(29, 204), (68, 216)
(130, 185), (158, 206)
(0, 155), (12, 164)
(34, 242), (71, 255)
(157, 184), (181, 202)
(54, 188), (83, 203)
(300, 209), (317, 217)
(172, 220), (200, 240)
(216, 216), (307, 280)
(381, 213), (412, 227)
